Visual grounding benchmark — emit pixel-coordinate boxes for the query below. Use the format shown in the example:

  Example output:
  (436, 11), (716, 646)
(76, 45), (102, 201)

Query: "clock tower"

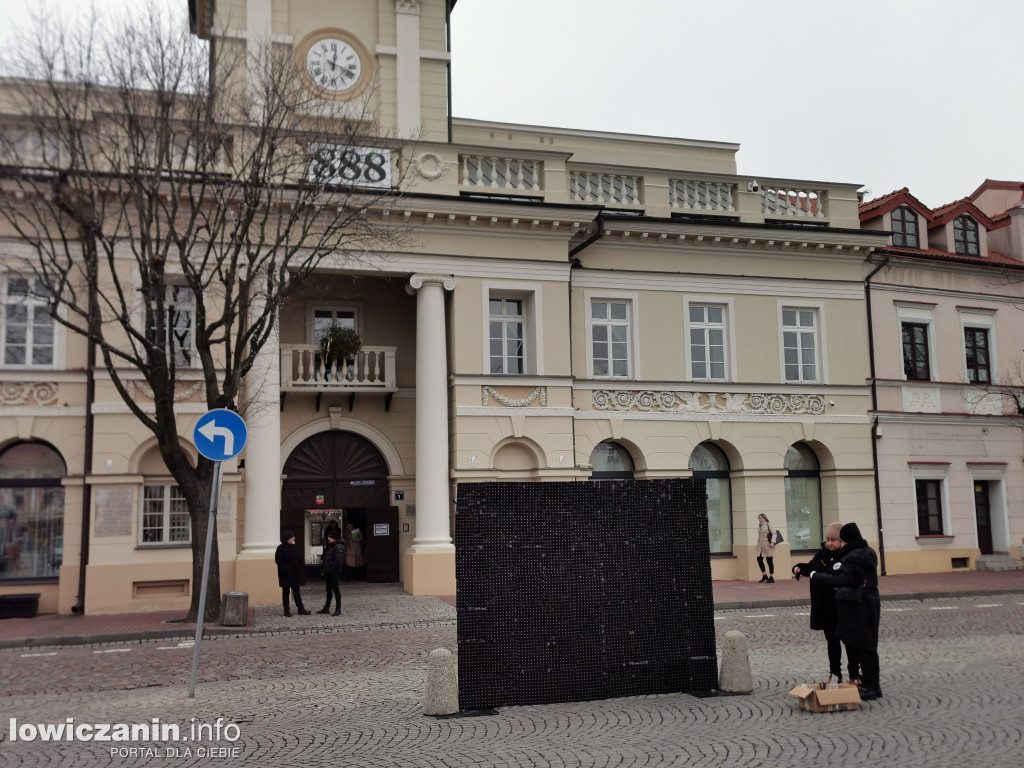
(189, 0), (454, 140)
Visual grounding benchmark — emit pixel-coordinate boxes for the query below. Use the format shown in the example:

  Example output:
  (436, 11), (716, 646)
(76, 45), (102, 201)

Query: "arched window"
(589, 441), (634, 480)
(688, 442), (732, 554)
(784, 443), (821, 552)
(953, 215), (979, 256)
(0, 441), (66, 580)
(891, 205), (919, 248)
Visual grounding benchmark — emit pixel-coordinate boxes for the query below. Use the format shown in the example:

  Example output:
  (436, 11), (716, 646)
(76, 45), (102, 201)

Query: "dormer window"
(953, 215), (979, 256)
(891, 206), (919, 248)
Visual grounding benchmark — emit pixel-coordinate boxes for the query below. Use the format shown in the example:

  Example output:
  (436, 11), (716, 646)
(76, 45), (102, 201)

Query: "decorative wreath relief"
(412, 152), (449, 181)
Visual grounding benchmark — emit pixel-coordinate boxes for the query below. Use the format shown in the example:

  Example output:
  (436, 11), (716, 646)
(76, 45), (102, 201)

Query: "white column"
(246, 0), (272, 106)
(240, 310), (281, 557)
(395, 0), (422, 138)
(409, 273), (455, 551)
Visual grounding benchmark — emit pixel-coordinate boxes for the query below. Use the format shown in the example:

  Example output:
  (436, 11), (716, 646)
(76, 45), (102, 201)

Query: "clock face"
(305, 38), (363, 93)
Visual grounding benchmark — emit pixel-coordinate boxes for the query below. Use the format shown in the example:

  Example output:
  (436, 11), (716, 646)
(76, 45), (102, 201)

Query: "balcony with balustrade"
(280, 344), (398, 410)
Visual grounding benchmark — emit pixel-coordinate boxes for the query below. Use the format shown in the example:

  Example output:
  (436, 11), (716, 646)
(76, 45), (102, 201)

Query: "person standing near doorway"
(755, 514), (776, 583)
(275, 531), (310, 617)
(319, 528), (345, 616)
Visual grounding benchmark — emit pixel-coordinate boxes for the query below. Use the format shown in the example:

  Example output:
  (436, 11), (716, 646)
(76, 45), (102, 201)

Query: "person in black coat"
(318, 529), (345, 616)
(809, 522), (882, 700)
(275, 531), (310, 617)
(792, 521), (846, 682)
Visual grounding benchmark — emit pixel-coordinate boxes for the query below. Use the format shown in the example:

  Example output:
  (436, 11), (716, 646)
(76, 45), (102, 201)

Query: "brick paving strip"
(0, 570), (1022, 649)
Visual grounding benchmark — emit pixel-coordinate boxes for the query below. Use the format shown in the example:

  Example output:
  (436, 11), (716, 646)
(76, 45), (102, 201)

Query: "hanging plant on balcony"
(318, 325), (362, 368)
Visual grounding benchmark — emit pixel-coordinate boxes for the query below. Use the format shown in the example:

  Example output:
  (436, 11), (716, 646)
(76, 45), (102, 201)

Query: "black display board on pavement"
(455, 479), (718, 710)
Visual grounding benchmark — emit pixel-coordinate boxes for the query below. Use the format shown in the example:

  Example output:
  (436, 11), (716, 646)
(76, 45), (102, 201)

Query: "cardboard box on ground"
(789, 683), (862, 712)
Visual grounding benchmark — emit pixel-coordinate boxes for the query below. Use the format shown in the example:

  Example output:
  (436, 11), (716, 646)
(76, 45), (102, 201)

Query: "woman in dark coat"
(809, 522), (882, 699)
(792, 521), (845, 682)
(275, 531), (310, 617)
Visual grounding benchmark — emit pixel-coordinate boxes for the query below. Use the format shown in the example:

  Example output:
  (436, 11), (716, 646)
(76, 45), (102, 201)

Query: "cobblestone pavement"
(2, 587), (1022, 767)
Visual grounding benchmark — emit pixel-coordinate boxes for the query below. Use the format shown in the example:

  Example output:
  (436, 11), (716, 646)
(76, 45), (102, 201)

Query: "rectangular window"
(915, 479), (944, 535)
(2, 276), (55, 367)
(141, 485), (191, 545)
(489, 298), (525, 374)
(901, 322), (931, 380)
(149, 285), (195, 368)
(689, 304), (727, 380)
(591, 299), (630, 377)
(964, 327), (990, 383)
(782, 308), (816, 382)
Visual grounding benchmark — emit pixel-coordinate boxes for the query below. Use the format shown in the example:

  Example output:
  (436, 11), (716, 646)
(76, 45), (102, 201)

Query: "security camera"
(747, 180), (760, 193)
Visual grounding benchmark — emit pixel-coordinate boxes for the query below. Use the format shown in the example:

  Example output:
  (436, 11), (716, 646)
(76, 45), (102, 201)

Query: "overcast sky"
(7, 1), (1024, 208)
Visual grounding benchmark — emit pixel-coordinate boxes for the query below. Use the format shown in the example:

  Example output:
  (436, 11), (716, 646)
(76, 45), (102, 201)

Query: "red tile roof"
(858, 188), (932, 222)
(881, 245), (1024, 270)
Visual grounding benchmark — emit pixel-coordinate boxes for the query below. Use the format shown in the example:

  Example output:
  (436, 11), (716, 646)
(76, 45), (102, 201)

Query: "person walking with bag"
(808, 522), (882, 700)
(754, 514), (776, 583)
(792, 522), (846, 682)
(318, 529), (345, 616)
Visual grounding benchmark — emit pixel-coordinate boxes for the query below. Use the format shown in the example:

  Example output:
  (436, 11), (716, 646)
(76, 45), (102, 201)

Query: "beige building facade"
(861, 184), (1024, 575)
(2, 0), (904, 615)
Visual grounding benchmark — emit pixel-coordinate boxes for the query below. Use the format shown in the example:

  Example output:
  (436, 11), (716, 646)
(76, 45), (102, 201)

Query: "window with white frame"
(312, 307), (357, 343)
(781, 308), (817, 382)
(140, 484), (191, 544)
(489, 297), (525, 374)
(915, 478), (945, 535)
(688, 303), (727, 381)
(148, 284), (195, 368)
(2, 275), (55, 367)
(590, 299), (631, 378)
(964, 327), (991, 383)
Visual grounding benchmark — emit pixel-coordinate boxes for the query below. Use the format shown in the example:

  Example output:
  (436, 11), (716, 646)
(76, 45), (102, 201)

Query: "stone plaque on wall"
(93, 487), (134, 537)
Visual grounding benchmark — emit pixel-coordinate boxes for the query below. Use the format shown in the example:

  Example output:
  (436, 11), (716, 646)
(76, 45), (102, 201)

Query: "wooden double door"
(280, 431), (400, 583)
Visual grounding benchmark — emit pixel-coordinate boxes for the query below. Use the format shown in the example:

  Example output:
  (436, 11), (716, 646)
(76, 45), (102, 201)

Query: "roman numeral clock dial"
(304, 36), (363, 95)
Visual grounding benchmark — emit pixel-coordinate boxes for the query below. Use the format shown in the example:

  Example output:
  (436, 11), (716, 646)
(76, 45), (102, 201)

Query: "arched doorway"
(281, 431), (398, 582)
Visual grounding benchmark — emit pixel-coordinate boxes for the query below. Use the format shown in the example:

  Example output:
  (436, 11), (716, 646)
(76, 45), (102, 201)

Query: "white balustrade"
(762, 187), (826, 219)
(460, 155), (540, 192)
(669, 179), (735, 212)
(280, 345), (397, 391)
(568, 172), (642, 206)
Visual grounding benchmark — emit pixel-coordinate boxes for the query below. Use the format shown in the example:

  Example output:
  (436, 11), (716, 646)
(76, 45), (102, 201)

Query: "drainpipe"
(446, 0), (453, 144)
(567, 214), (606, 474)
(865, 256), (890, 576)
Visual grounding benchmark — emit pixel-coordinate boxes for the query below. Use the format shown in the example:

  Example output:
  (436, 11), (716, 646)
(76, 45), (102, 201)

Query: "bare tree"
(0, 7), (410, 620)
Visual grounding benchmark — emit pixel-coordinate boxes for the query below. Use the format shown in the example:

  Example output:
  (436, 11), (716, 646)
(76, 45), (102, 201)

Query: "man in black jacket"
(275, 531), (311, 617)
(319, 529), (345, 616)
(792, 521), (845, 682)
(808, 522), (882, 700)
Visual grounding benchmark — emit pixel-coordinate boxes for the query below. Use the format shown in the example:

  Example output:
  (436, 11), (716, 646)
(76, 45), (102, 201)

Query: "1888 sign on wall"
(309, 144), (392, 189)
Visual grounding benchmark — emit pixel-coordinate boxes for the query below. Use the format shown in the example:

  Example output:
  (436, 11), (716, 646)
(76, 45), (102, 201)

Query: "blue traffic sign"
(194, 409), (248, 462)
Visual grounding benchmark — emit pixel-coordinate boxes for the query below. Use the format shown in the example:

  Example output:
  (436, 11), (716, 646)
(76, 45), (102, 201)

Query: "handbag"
(774, 528), (784, 544)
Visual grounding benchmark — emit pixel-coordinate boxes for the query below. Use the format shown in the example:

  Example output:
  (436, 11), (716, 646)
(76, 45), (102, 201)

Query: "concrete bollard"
(718, 629), (753, 693)
(219, 591), (248, 627)
(423, 648), (459, 716)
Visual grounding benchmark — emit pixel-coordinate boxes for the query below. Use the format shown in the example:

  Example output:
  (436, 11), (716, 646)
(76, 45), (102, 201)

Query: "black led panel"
(455, 479), (717, 710)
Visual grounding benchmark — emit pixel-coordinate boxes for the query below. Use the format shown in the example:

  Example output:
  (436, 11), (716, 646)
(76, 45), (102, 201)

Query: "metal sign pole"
(189, 460), (224, 699)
